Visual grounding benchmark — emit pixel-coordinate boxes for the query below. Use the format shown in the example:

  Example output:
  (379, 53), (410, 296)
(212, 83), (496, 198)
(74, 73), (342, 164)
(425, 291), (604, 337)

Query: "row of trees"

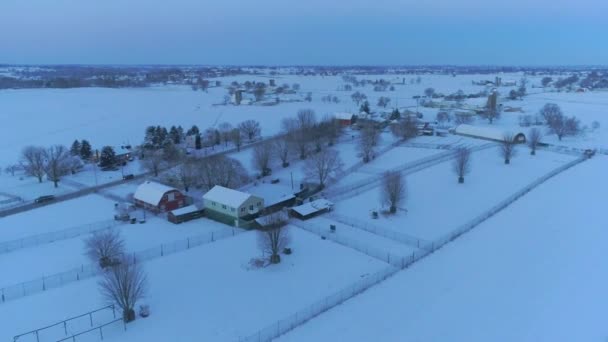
(21, 145), (83, 187)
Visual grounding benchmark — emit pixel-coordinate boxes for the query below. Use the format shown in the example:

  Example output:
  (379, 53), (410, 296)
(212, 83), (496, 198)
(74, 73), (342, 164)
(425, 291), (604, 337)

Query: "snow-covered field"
(1, 70), (607, 342)
(0, 228), (386, 342)
(278, 155), (608, 342)
(332, 147), (577, 242)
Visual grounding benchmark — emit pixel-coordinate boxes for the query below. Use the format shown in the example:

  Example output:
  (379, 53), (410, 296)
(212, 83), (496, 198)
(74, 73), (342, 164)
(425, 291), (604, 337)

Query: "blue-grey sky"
(1, 0), (607, 65)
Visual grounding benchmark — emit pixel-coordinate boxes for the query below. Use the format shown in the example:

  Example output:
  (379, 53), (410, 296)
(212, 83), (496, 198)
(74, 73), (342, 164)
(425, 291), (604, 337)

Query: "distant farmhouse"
(134, 181), (186, 212)
(203, 186), (264, 227)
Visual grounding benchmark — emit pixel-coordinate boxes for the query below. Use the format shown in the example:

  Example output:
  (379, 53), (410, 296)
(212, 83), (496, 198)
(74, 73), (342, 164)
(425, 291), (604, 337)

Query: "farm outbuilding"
(168, 204), (204, 224)
(290, 199), (334, 220)
(334, 112), (357, 126)
(134, 181), (186, 212)
(454, 124), (526, 143)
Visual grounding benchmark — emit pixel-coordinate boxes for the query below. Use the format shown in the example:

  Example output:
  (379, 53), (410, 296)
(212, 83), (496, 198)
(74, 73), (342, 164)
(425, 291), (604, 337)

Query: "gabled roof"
(134, 181), (179, 206)
(334, 112), (355, 120)
(203, 185), (257, 208)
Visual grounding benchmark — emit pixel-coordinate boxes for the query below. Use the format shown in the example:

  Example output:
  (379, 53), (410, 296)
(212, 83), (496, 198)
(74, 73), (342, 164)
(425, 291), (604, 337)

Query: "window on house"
(257, 202), (262, 207)
(222, 204), (227, 209)
(212, 202), (216, 206)
(168, 192), (175, 201)
(241, 207), (245, 212)
(249, 205), (254, 210)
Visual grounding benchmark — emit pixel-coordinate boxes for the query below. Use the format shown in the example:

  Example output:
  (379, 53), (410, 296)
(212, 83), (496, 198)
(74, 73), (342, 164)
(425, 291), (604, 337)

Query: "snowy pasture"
(0, 215), (232, 287)
(278, 156), (608, 342)
(0, 228), (386, 342)
(331, 147), (578, 242)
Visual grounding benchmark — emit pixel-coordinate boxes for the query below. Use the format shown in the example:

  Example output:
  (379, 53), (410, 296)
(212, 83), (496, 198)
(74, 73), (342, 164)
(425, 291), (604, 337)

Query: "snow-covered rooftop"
(170, 204), (202, 216)
(203, 185), (257, 208)
(134, 181), (178, 206)
(292, 199), (334, 217)
(334, 112), (355, 120)
(454, 124), (525, 142)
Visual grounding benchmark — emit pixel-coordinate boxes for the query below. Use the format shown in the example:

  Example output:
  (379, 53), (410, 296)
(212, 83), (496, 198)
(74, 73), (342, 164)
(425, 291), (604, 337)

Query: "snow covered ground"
(277, 155), (608, 342)
(332, 147), (577, 242)
(0, 228), (386, 342)
(0, 216), (232, 287)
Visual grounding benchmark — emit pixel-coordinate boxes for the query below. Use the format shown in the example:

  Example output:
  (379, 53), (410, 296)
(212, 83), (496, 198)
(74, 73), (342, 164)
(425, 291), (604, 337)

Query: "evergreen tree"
(99, 146), (117, 167)
(214, 129), (221, 146)
(169, 126), (181, 144)
(70, 140), (81, 156)
(177, 126), (185, 140)
(187, 125), (200, 136)
(144, 126), (156, 148)
(360, 101), (371, 114)
(80, 140), (93, 160)
(389, 108), (401, 120)
(195, 133), (202, 150)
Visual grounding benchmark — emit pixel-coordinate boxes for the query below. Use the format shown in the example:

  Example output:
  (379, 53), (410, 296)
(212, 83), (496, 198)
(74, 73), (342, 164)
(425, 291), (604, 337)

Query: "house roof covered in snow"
(203, 186), (259, 208)
(454, 124), (525, 142)
(134, 181), (179, 206)
(291, 199), (334, 217)
(334, 112), (355, 120)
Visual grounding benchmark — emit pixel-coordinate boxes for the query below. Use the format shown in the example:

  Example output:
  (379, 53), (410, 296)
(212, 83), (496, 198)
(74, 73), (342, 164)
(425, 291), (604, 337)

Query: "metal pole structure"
(291, 172), (294, 190)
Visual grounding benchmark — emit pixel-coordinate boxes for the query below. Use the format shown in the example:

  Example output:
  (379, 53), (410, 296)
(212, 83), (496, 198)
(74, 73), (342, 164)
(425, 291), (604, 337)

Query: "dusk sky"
(1, 0), (607, 65)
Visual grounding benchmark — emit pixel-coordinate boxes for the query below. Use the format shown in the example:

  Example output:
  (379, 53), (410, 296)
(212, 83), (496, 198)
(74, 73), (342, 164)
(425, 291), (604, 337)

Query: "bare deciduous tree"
(239, 120), (261, 142)
(231, 128), (243, 151)
(304, 148), (343, 188)
(140, 150), (165, 177)
(43, 145), (70, 188)
(381, 171), (405, 214)
(274, 137), (291, 168)
(199, 155), (249, 190)
(218, 122), (233, 147)
(452, 147), (471, 183)
(351, 91), (367, 106)
(377, 96), (391, 108)
(169, 156), (198, 192)
(391, 116), (419, 141)
(4, 164), (21, 176)
(85, 229), (125, 269)
(22, 146), (46, 183)
(252, 141), (274, 176)
(358, 121), (380, 163)
(436, 111), (451, 126)
(99, 259), (147, 323)
(256, 211), (290, 264)
(500, 133), (517, 164)
(528, 127), (542, 155)
(539, 103), (581, 141)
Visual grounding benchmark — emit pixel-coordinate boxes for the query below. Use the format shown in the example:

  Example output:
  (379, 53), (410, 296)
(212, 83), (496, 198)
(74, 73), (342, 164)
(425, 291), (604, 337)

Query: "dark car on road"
(34, 195), (55, 204)
(123, 174), (135, 180)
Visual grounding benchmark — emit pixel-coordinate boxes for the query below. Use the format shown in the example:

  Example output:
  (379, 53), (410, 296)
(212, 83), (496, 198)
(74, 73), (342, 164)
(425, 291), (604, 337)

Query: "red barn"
(334, 112), (356, 126)
(134, 181), (186, 212)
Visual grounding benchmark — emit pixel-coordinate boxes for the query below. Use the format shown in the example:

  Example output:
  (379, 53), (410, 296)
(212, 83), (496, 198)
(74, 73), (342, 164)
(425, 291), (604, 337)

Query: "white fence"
(327, 143), (495, 202)
(0, 220), (121, 255)
(0, 228), (242, 304)
(237, 265), (399, 342)
(327, 213), (431, 250)
(239, 153), (589, 342)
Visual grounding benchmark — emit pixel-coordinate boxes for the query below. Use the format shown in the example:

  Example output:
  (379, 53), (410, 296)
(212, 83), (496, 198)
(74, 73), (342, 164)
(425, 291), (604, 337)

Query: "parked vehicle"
(123, 174), (135, 180)
(34, 195), (55, 204)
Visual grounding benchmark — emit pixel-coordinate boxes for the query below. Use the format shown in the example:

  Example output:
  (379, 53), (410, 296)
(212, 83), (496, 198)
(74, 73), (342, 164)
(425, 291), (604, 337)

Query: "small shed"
(454, 124), (526, 143)
(134, 181), (186, 212)
(168, 204), (204, 224)
(290, 199), (334, 220)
